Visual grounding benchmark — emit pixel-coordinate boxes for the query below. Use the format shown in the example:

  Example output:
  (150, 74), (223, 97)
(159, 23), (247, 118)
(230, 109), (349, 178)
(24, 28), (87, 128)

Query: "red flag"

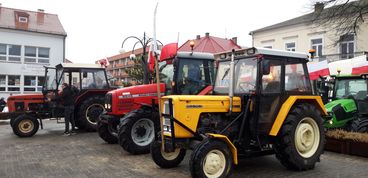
(147, 45), (155, 72)
(160, 43), (178, 61)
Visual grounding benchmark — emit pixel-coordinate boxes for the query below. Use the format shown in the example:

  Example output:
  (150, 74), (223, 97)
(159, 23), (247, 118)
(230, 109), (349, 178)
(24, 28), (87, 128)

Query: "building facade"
(0, 6), (66, 99)
(249, 2), (368, 62)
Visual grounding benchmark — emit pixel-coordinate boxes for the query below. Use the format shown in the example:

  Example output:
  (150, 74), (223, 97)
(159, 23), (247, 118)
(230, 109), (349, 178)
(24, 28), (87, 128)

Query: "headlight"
(163, 101), (173, 134)
(105, 93), (112, 112)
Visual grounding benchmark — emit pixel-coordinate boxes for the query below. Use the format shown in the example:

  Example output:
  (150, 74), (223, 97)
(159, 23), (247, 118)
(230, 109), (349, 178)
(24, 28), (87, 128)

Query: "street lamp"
(121, 32), (162, 84)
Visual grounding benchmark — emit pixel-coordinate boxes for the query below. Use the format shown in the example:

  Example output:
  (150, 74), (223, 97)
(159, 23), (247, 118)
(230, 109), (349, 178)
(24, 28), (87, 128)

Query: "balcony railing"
(317, 51), (367, 63)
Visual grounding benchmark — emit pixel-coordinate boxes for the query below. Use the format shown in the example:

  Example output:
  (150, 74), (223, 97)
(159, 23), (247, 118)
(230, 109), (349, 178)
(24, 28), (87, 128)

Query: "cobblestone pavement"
(0, 120), (368, 178)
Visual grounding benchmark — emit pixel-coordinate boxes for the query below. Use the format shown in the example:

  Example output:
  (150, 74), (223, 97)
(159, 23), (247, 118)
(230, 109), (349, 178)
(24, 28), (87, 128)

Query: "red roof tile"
(178, 34), (241, 53)
(0, 6), (66, 36)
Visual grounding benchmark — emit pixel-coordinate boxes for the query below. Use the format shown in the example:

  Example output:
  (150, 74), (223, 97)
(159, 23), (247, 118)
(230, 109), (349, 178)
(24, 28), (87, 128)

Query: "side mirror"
(262, 60), (270, 75)
(83, 72), (88, 78)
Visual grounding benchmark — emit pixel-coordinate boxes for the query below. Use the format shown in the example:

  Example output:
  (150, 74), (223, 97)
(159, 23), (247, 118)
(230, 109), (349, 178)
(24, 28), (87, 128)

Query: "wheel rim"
(161, 148), (180, 160)
(294, 117), (320, 158)
(130, 118), (155, 146)
(85, 104), (104, 125)
(203, 149), (226, 178)
(18, 119), (34, 133)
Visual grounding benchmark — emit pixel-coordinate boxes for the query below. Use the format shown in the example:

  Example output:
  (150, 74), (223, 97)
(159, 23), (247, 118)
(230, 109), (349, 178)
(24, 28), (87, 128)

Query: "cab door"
(257, 59), (283, 134)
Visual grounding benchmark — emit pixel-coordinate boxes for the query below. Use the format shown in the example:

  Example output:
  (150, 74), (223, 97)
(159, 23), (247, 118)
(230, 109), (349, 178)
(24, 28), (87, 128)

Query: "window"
(285, 42), (296, 51)
(0, 44), (21, 62)
(311, 38), (323, 57)
(262, 64), (281, 93)
(8, 75), (20, 91)
(0, 75), (5, 91)
(285, 64), (310, 92)
(24, 46), (50, 63)
(24, 76), (36, 91)
(37, 76), (45, 91)
(340, 34), (355, 59)
(19, 16), (28, 23)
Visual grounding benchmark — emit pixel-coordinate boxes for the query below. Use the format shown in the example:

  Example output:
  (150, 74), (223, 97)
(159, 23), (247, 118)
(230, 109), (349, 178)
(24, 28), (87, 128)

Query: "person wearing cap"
(0, 97), (6, 112)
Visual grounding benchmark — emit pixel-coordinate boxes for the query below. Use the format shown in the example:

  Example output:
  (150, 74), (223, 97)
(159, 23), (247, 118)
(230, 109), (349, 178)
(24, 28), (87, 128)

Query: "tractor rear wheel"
(12, 114), (39, 137)
(77, 96), (105, 131)
(274, 103), (324, 171)
(118, 108), (158, 154)
(10, 117), (16, 127)
(97, 120), (118, 144)
(351, 118), (368, 133)
(190, 139), (232, 178)
(150, 139), (186, 168)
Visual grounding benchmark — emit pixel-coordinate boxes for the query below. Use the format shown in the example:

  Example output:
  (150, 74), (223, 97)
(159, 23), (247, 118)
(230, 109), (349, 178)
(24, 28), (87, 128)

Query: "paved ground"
(0, 120), (368, 178)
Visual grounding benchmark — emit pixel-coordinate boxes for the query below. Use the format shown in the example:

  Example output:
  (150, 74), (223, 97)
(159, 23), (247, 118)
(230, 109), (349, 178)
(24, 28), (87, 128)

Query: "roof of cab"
(215, 47), (309, 60)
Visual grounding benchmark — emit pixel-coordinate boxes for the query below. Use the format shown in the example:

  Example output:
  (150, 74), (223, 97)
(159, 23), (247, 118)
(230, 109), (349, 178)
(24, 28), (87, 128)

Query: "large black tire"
(118, 108), (159, 154)
(150, 139), (186, 168)
(10, 117), (16, 127)
(97, 120), (118, 144)
(77, 96), (105, 131)
(12, 114), (39, 137)
(274, 103), (325, 171)
(190, 139), (233, 178)
(351, 118), (368, 133)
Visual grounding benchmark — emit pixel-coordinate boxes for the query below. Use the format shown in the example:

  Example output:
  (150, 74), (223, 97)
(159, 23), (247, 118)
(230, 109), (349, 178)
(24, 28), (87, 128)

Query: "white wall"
(0, 28), (65, 99)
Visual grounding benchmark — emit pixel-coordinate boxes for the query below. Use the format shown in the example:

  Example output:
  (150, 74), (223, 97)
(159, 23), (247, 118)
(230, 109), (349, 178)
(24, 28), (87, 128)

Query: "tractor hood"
(7, 93), (45, 112)
(107, 83), (166, 115)
(108, 83), (166, 98)
(324, 99), (357, 128)
(7, 93), (44, 101)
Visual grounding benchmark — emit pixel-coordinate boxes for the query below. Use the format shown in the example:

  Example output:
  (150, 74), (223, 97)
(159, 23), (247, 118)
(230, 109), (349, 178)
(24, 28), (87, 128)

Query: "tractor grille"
(162, 101), (172, 134)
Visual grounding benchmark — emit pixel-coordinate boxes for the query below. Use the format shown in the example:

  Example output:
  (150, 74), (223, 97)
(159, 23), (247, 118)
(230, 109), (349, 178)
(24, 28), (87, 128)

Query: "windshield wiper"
(222, 68), (230, 80)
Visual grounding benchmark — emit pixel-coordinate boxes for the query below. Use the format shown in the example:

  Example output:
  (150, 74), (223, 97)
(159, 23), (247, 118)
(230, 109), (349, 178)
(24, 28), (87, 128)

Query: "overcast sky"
(1, 0), (315, 63)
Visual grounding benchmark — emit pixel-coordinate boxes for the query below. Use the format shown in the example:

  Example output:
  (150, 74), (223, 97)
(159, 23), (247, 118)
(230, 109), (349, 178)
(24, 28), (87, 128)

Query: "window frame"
(310, 37), (323, 57)
(24, 46), (50, 64)
(339, 34), (355, 59)
(285, 42), (296, 52)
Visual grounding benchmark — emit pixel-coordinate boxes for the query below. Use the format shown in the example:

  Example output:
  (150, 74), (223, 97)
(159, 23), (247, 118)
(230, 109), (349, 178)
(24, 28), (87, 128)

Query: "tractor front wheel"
(97, 120), (118, 144)
(190, 139), (233, 178)
(12, 114), (39, 137)
(150, 139), (186, 168)
(274, 104), (324, 171)
(118, 108), (158, 154)
(351, 118), (368, 133)
(77, 96), (105, 131)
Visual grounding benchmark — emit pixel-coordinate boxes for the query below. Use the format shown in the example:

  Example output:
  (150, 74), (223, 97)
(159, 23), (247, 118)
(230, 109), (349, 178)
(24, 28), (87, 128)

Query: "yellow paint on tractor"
(269, 95), (327, 136)
(161, 95), (241, 138)
(207, 133), (238, 165)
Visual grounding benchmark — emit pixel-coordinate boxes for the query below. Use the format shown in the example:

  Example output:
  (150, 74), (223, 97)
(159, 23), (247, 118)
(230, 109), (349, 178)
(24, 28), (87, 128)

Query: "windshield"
(214, 57), (257, 94)
(335, 78), (367, 99)
(43, 67), (58, 91)
(159, 61), (174, 91)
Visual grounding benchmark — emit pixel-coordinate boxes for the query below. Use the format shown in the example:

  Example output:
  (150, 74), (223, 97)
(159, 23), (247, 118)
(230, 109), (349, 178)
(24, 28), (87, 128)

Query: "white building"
(0, 5), (66, 99)
(249, 2), (368, 62)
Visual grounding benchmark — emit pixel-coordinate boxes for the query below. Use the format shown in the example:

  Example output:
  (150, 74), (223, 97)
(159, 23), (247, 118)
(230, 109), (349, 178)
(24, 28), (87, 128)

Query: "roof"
(106, 46), (149, 62)
(249, 2), (357, 34)
(0, 6), (66, 36)
(58, 63), (104, 69)
(178, 34), (241, 54)
(216, 47), (308, 60)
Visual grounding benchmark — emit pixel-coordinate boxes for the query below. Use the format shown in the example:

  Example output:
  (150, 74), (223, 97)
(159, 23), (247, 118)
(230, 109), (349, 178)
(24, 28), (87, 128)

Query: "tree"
(123, 55), (148, 85)
(311, 0), (368, 44)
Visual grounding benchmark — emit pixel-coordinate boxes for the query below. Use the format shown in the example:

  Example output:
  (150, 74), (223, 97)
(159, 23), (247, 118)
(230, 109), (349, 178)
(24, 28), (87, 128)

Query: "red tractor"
(3, 63), (114, 137)
(98, 50), (215, 154)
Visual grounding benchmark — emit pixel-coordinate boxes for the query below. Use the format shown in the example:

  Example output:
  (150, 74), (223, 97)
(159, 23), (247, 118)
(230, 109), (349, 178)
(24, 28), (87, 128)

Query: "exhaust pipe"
(229, 49), (235, 114)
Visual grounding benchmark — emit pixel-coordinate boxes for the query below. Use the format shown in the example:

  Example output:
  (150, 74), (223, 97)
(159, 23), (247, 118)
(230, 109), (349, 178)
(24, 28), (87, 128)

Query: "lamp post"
(121, 32), (162, 84)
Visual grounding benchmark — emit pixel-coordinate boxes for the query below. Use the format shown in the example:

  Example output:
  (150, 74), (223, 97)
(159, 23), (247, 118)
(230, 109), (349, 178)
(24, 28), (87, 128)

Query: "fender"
(207, 133), (238, 165)
(269, 95), (327, 136)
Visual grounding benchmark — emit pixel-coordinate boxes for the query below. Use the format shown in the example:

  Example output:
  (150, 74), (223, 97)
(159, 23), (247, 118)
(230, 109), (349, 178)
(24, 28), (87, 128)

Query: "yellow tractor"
(150, 47), (327, 177)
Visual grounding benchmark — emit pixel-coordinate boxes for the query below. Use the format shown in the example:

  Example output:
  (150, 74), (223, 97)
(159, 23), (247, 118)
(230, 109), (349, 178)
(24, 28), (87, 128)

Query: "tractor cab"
(43, 63), (111, 95)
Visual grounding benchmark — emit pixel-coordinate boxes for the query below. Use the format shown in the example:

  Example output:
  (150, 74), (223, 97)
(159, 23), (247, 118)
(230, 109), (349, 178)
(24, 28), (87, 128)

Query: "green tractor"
(323, 74), (368, 132)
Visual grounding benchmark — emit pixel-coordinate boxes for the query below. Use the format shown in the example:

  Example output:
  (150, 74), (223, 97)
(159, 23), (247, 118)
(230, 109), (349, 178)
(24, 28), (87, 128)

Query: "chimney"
(37, 9), (45, 25)
(196, 35), (200, 40)
(231, 37), (237, 44)
(205, 32), (209, 37)
(314, 2), (324, 13)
